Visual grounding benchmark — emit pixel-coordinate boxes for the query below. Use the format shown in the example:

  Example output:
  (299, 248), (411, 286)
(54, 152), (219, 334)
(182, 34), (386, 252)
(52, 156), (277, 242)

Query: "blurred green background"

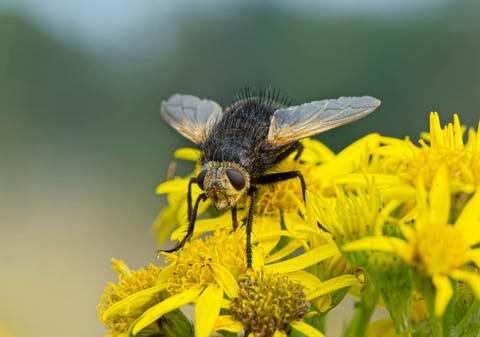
(1, 1), (479, 336)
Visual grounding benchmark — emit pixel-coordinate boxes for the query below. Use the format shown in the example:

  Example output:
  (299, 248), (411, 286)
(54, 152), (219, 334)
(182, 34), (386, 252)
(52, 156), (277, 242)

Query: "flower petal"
(210, 262), (240, 299)
(156, 178), (189, 194)
(450, 268), (480, 300)
(305, 274), (358, 300)
(286, 270), (323, 290)
(102, 284), (168, 321)
(213, 315), (243, 332)
(266, 244), (338, 274)
(174, 147), (201, 161)
(429, 165), (450, 225)
(290, 320), (326, 337)
(455, 189), (480, 246)
(265, 240), (304, 264)
(342, 236), (407, 257)
(468, 248), (480, 269)
(195, 284), (224, 337)
(132, 286), (203, 335)
(252, 215), (283, 256)
(432, 274), (453, 316)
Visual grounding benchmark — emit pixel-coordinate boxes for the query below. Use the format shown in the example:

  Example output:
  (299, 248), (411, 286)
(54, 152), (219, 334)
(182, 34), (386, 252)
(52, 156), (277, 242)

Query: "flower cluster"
(98, 112), (480, 337)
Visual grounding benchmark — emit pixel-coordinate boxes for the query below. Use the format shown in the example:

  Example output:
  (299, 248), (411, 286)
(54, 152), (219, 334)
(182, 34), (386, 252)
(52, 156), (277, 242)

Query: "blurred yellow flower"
(344, 166), (480, 316)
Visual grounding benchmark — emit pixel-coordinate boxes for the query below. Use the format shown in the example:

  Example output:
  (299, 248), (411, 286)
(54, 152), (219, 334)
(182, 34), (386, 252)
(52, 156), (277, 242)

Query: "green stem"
(425, 298), (444, 337)
(381, 285), (411, 336)
(343, 279), (380, 337)
(419, 279), (444, 337)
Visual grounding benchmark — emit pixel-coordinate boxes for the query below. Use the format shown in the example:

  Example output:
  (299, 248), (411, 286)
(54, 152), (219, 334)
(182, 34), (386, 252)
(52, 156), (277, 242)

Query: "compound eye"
(197, 170), (207, 190)
(226, 169), (245, 190)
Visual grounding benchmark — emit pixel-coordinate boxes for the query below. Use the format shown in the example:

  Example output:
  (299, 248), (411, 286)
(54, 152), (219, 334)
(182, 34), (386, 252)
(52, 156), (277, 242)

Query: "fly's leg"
(231, 206), (239, 231)
(245, 187), (257, 268)
(293, 142), (304, 161)
(159, 192), (206, 255)
(272, 141), (304, 165)
(187, 177), (197, 221)
(256, 171), (306, 202)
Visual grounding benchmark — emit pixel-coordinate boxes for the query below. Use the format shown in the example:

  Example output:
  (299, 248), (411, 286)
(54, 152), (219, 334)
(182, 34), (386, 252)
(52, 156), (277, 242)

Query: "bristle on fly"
(233, 86), (291, 108)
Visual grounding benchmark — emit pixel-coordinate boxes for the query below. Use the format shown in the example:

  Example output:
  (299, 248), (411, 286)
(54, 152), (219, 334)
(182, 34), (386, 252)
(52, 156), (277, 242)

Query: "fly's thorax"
(196, 161), (250, 211)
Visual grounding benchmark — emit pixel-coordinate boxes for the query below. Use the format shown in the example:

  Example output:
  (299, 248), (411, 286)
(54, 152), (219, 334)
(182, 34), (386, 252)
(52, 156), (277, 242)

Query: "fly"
(159, 88), (380, 267)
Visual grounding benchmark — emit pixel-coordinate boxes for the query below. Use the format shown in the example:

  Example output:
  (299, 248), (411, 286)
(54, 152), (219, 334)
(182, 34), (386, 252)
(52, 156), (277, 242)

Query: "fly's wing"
(267, 96), (381, 146)
(160, 94), (223, 144)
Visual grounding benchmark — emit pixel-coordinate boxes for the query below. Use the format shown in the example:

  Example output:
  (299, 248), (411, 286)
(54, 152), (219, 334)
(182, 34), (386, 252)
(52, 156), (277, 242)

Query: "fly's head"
(196, 161), (250, 211)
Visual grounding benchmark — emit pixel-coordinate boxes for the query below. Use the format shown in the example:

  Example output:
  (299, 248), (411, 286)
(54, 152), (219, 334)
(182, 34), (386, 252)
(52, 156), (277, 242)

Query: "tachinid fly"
(160, 88), (381, 266)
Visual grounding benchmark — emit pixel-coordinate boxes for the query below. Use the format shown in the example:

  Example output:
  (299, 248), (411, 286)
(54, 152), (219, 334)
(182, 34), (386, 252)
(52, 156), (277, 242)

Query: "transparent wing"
(267, 96), (381, 146)
(160, 94), (223, 144)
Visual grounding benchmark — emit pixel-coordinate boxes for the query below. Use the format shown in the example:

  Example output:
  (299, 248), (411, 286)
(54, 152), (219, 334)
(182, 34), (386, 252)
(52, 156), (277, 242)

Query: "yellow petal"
(213, 315), (243, 332)
(282, 211), (309, 239)
(429, 165), (450, 225)
(468, 248), (480, 269)
(132, 286), (203, 335)
(174, 147), (201, 161)
(266, 244), (338, 274)
(195, 284), (224, 337)
(301, 138), (335, 162)
(252, 215), (282, 255)
(210, 262), (240, 299)
(273, 329), (288, 337)
(454, 189), (480, 246)
(156, 264), (175, 284)
(432, 274), (453, 316)
(111, 258), (131, 277)
(286, 270), (323, 291)
(311, 134), (380, 190)
(156, 178), (188, 194)
(305, 274), (358, 300)
(311, 294), (332, 312)
(342, 236), (409, 260)
(450, 268), (480, 299)
(265, 240), (304, 264)
(290, 321), (326, 337)
(102, 284), (168, 320)
(331, 173), (401, 187)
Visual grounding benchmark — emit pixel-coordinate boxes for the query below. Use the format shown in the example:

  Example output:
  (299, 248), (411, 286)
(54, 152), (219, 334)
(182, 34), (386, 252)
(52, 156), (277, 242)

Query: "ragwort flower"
(97, 258), (193, 337)
(344, 166), (480, 316)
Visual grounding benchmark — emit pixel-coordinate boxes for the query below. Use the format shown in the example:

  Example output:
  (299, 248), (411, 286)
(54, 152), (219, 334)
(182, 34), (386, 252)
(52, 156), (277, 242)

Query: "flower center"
(230, 271), (309, 337)
(403, 147), (480, 190)
(415, 224), (469, 276)
(165, 229), (247, 294)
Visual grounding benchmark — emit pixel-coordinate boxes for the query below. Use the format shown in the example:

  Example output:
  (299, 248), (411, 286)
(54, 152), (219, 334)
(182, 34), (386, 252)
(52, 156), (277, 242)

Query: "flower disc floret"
(165, 228), (247, 294)
(230, 271), (309, 337)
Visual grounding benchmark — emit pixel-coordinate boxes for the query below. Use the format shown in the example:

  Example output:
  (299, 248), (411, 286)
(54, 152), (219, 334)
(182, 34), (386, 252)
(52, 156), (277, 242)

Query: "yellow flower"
(229, 270), (312, 337)
(371, 113), (480, 194)
(133, 228), (249, 337)
(97, 259), (193, 337)
(344, 166), (480, 316)
(215, 269), (357, 337)
(310, 182), (384, 245)
(103, 226), (356, 337)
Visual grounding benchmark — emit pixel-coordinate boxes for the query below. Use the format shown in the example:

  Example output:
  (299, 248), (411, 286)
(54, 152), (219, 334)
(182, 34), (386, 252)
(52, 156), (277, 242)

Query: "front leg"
(245, 187), (257, 268)
(231, 205), (239, 231)
(187, 177), (197, 221)
(159, 192), (207, 255)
